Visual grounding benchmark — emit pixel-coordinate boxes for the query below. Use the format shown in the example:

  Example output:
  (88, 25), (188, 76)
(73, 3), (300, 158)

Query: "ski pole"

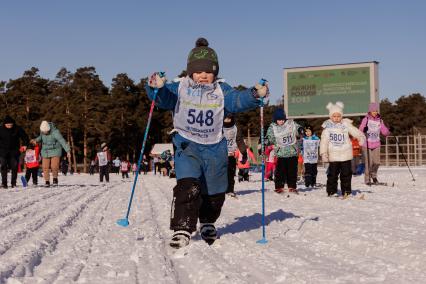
(394, 136), (416, 181)
(256, 79), (268, 244)
(117, 74), (164, 227)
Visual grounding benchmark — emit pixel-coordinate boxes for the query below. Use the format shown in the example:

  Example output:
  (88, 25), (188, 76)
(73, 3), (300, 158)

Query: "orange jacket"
(351, 137), (361, 157)
(24, 144), (40, 169)
(235, 148), (257, 169)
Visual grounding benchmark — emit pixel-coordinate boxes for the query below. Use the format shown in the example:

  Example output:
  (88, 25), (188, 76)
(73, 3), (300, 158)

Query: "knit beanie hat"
(326, 101), (344, 117)
(40, 121), (50, 133)
(272, 108), (286, 123)
(223, 113), (236, 128)
(187, 38), (219, 77)
(368, 102), (379, 113)
(3, 115), (15, 125)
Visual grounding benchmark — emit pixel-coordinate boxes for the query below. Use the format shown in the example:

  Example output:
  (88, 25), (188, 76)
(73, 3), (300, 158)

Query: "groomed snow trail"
(1, 168), (425, 283)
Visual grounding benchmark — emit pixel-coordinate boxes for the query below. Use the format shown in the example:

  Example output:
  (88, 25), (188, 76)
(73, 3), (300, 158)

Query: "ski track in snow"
(0, 168), (425, 283)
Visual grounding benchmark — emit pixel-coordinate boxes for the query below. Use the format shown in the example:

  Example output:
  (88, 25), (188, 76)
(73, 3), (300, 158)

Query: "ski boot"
(200, 223), (217, 245)
(274, 188), (284, 194)
(169, 230), (191, 249)
(53, 178), (58, 187)
(288, 188), (299, 195)
(45, 181), (50, 188)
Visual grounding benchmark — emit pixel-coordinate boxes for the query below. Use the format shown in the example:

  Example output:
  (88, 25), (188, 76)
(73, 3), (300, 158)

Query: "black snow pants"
(170, 178), (225, 233)
(326, 160), (352, 195)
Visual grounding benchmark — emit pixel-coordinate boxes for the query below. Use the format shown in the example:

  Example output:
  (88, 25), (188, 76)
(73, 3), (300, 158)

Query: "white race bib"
(223, 125), (238, 153)
(303, 139), (320, 163)
(273, 121), (297, 147)
(174, 77), (224, 144)
(367, 120), (381, 143)
(25, 150), (37, 163)
(97, 152), (108, 166)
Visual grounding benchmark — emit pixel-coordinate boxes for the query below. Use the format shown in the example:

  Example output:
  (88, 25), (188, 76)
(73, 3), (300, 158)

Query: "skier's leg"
(304, 163), (312, 187)
(170, 178), (201, 233)
(0, 156), (8, 187)
(274, 157), (285, 190)
(9, 155), (19, 186)
(199, 192), (226, 224)
(25, 169), (31, 183)
(312, 163), (318, 185)
(340, 160), (352, 195)
(226, 156), (236, 193)
(199, 192), (225, 244)
(370, 148), (381, 181)
(42, 158), (51, 183)
(326, 162), (339, 195)
(51, 156), (60, 184)
(287, 156), (298, 190)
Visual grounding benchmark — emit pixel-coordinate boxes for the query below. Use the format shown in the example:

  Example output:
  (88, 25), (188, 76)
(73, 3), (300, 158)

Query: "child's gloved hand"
(363, 126), (368, 133)
(253, 79), (270, 98)
(148, 72), (166, 88)
(321, 154), (329, 162)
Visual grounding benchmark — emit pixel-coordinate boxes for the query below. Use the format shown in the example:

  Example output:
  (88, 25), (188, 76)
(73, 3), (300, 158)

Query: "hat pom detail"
(195, 37), (209, 47)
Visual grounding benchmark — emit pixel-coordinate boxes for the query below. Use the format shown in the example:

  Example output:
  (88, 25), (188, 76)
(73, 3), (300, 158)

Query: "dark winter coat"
(0, 116), (29, 157)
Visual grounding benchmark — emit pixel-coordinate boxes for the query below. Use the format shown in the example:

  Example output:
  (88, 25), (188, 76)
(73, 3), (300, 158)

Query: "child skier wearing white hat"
(320, 102), (365, 197)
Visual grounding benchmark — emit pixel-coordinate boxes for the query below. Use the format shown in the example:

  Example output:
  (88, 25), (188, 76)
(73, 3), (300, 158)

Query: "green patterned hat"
(187, 38), (219, 76)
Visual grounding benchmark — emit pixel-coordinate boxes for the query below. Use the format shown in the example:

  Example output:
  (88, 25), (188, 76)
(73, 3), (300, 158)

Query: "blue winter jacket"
(145, 79), (262, 194)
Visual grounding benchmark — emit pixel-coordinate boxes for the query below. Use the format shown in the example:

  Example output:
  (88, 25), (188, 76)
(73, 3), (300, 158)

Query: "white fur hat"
(326, 101), (344, 117)
(40, 121), (50, 132)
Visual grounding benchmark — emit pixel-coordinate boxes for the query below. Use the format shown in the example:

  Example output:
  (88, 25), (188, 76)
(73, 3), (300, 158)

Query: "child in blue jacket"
(301, 125), (320, 187)
(146, 38), (269, 249)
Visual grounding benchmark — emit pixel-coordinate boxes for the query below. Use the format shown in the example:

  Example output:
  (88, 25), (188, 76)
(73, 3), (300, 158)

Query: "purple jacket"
(359, 114), (390, 149)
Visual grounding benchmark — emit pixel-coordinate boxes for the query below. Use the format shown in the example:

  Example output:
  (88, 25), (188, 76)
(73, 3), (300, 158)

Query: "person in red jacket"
(24, 143), (41, 186)
(264, 145), (276, 181)
(235, 148), (257, 182)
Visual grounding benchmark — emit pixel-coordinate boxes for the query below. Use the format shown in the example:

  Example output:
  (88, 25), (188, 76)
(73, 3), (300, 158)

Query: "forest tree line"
(1, 67), (425, 172)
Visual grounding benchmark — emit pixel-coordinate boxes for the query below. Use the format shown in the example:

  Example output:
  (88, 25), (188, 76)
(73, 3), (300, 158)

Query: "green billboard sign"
(284, 62), (379, 118)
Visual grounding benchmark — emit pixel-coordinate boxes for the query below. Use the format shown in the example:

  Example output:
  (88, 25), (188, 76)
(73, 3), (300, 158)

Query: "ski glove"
(252, 79), (270, 98)
(363, 126), (368, 133)
(148, 72), (166, 89)
(321, 154), (329, 163)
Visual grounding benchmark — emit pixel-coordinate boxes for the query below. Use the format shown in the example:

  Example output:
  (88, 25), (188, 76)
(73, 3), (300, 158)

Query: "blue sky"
(1, 0), (425, 104)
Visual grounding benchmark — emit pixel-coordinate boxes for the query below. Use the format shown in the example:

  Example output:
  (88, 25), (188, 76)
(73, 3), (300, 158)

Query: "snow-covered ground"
(1, 167), (425, 284)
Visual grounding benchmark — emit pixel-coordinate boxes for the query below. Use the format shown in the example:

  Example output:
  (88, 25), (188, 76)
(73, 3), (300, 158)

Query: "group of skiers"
(145, 37), (392, 249)
(1, 37), (391, 250)
(0, 118), (71, 188)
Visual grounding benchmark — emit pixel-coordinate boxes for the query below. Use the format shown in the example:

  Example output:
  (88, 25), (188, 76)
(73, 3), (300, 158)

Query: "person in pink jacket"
(359, 102), (390, 185)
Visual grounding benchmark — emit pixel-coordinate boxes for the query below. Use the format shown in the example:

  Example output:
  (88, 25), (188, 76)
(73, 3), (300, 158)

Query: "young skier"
(301, 125), (320, 188)
(264, 145), (276, 181)
(60, 156), (69, 176)
(235, 147), (257, 182)
(320, 102), (365, 197)
(223, 113), (248, 197)
(120, 158), (130, 179)
(350, 135), (362, 176)
(359, 102), (390, 185)
(266, 108), (303, 194)
(24, 142), (41, 186)
(95, 142), (111, 183)
(112, 157), (121, 174)
(145, 37), (269, 248)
